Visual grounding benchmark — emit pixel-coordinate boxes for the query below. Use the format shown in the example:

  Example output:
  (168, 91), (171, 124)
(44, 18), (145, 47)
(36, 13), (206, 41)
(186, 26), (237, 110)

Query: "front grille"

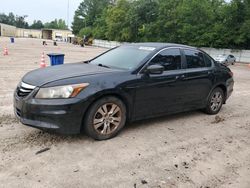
(16, 82), (36, 98)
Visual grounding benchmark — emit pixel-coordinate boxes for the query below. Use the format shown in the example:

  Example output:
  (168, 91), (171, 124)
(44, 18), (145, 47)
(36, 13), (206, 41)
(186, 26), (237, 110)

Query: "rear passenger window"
(184, 50), (205, 69)
(149, 48), (181, 71)
(203, 54), (213, 67)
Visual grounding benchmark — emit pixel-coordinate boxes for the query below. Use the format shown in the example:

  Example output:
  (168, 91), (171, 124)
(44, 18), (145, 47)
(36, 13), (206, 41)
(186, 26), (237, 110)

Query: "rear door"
(181, 49), (214, 109)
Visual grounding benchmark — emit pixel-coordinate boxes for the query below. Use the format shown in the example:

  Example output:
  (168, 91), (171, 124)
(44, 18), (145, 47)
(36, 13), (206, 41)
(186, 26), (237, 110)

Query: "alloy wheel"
(93, 103), (122, 135)
(210, 91), (223, 112)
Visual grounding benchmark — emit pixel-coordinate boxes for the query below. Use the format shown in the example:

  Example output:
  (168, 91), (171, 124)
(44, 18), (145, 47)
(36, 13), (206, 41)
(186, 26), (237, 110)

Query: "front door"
(134, 48), (187, 119)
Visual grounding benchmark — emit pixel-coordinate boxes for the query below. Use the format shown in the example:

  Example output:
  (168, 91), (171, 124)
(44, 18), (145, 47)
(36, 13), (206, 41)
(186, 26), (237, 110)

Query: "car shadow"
(124, 110), (205, 131)
(19, 110), (206, 146)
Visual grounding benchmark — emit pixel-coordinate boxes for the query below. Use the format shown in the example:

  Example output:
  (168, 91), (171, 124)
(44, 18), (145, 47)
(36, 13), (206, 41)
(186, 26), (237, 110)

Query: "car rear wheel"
(204, 88), (224, 115)
(84, 96), (126, 140)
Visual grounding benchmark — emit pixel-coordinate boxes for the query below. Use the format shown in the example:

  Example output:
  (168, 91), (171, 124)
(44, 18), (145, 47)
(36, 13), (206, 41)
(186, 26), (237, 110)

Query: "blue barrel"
(10, 37), (15, 43)
(47, 53), (65, 66)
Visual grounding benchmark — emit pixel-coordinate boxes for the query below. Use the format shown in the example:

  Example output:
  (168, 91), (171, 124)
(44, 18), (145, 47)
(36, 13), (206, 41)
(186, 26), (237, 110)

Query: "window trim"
(203, 53), (213, 67)
(138, 47), (185, 74)
(182, 48), (207, 69)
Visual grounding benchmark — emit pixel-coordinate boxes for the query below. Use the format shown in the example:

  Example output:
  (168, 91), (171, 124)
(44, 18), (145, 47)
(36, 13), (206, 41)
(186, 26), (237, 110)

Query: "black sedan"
(14, 43), (234, 140)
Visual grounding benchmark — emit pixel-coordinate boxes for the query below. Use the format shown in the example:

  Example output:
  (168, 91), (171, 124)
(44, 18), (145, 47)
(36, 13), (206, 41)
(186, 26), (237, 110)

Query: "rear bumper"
(14, 93), (89, 134)
(226, 78), (234, 100)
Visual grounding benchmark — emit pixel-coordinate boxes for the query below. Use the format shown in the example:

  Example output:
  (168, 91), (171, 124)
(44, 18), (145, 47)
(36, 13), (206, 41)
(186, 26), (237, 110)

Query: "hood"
(22, 63), (119, 86)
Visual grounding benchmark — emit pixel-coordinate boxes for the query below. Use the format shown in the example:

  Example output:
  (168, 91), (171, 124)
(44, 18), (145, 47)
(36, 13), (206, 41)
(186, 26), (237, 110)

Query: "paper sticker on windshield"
(139, 46), (156, 51)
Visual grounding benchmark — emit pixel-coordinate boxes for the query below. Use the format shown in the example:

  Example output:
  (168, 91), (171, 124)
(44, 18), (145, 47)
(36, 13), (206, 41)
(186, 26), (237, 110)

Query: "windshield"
(90, 46), (154, 70)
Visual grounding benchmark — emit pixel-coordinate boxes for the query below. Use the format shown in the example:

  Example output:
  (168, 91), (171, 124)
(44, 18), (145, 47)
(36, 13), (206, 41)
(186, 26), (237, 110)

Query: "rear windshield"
(90, 46), (154, 70)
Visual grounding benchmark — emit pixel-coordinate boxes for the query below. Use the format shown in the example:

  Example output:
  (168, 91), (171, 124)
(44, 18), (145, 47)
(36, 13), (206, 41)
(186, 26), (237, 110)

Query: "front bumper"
(14, 92), (89, 134)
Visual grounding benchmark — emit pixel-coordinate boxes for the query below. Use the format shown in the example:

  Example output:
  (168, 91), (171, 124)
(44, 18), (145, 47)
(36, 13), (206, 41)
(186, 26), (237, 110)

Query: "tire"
(204, 88), (224, 115)
(83, 96), (126, 140)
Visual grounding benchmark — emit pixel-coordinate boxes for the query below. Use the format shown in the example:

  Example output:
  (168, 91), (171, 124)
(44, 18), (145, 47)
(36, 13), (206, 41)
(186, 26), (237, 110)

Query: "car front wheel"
(84, 96), (126, 140)
(204, 88), (224, 115)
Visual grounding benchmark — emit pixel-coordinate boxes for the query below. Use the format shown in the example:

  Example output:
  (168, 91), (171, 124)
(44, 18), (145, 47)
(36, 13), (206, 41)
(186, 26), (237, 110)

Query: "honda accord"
(14, 43), (234, 140)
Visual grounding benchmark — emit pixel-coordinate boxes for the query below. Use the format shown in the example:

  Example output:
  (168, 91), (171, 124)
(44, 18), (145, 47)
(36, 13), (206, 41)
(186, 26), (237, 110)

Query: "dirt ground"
(0, 37), (250, 188)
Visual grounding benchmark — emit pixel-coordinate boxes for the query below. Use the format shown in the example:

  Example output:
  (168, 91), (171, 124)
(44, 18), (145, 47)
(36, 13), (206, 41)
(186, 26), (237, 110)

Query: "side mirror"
(146, 64), (164, 75)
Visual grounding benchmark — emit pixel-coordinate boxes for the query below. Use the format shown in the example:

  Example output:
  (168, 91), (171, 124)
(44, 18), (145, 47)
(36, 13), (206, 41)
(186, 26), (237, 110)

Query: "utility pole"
(67, 0), (70, 29)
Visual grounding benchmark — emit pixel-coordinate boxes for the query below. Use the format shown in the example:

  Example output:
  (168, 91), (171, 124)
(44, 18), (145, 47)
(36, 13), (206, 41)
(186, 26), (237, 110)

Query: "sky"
(0, 0), (82, 27)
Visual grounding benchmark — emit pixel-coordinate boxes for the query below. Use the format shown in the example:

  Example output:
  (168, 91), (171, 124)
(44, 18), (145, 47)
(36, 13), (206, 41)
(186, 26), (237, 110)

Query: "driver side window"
(149, 48), (182, 71)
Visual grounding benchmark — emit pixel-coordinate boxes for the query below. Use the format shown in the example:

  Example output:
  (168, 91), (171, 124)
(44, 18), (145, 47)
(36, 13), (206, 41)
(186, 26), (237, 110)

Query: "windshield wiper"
(98, 64), (111, 69)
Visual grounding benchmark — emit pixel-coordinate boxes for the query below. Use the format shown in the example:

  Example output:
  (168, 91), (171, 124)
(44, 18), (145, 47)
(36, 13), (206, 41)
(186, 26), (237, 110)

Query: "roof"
(0, 23), (16, 28)
(41, 28), (72, 32)
(124, 42), (197, 50)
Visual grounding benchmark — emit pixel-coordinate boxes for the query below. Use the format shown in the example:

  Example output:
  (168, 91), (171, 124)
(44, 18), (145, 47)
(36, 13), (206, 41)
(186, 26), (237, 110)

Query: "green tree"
(128, 0), (159, 42)
(72, 0), (112, 35)
(240, 0), (250, 48)
(175, 0), (224, 46)
(30, 20), (44, 29)
(8, 13), (15, 26)
(15, 15), (29, 28)
(44, 19), (68, 30)
(0, 13), (9, 24)
(0, 12), (15, 25)
(71, 0), (250, 49)
(105, 0), (133, 41)
(0, 12), (29, 28)
(79, 27), (93, 38)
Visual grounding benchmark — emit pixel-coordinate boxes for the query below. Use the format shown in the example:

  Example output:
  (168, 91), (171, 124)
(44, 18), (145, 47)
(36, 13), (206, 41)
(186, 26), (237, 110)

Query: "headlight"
(35, 83), (89, 99)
